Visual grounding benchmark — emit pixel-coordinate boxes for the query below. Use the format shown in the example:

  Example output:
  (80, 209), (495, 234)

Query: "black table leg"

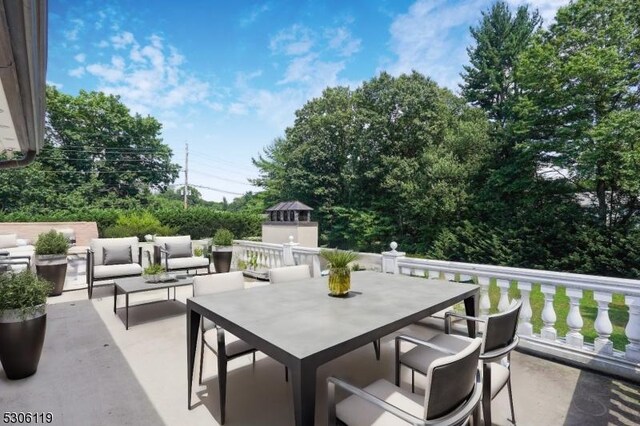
(126, 293), (129, 330)
(113, 284), (117, 314)
(187, 307), (201, 410)
(463, 290), (479, 338)
(291, 361), (316, 426)
(167, 288), (170, 300)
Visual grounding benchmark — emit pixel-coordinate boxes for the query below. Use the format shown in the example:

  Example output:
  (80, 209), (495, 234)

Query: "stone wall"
(0, 222), (99, 246)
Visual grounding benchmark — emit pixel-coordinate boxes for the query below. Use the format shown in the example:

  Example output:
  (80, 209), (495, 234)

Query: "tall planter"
(35, 255), (67, 296)
(212, 248), (232, 273)
(0, 306), (47, 380)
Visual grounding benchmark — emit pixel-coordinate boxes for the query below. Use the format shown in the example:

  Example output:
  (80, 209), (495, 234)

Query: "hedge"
(1, 206), (264, 240)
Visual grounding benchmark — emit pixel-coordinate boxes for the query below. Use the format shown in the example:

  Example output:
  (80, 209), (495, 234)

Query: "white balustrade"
(625, 296), (640, 362)
(593, 292), (613, 355)
(428, 270), (440, 279)
(444, 272), (455, 281)
(540, 285), (557, 341)
(477, 276), (491, 317)
(517, 281), (533, 336)
(565, 288), (584, 348)
(497, 279), (511, 312)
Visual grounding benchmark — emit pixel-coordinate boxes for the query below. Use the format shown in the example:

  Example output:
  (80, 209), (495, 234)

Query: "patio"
(2, 284), (639, 426)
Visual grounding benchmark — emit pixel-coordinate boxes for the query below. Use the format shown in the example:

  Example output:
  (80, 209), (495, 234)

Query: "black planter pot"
(0, 306), (47, 380)
(212, 249), (232, 273)
(35, 254), (67, 296)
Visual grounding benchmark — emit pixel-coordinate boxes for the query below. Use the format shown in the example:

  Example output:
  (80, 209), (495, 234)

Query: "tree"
(514, 0), (640, 230)
(461, 1), (541, 128)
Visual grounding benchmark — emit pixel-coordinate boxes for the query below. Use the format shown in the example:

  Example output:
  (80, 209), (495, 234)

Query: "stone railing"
(233, 239), (640, 382)
(233, 240), (285, 272)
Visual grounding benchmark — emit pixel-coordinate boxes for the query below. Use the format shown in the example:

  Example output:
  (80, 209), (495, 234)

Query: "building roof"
(266, 201), (313, 212)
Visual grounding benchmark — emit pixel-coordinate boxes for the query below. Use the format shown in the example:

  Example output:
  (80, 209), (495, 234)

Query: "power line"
(189, 169), (256, 186)
(171, 183), (244, 196)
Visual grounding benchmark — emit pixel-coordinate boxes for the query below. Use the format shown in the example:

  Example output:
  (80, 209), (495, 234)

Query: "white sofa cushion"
(167, 257), (210, 270)
(0, 234), (17, 249)
(90, 237), (139, 265)
(93, 263), (143, 279)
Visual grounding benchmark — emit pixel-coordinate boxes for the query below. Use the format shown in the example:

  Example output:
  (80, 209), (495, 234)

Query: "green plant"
(213, 228), (234, 247)
(34, 230), (69, 256)
(320, 249), (359, 269)
(143, 264), (165, 276)
(351, 263), (365, 271)
(103, 211), (174, 242)
(0, 271), (52, 318)
(193, 247), (204, 257)
(236, 259), (248, 270)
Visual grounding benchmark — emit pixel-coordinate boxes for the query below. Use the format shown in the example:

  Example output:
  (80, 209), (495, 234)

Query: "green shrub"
(213, 228), (234, 246)
(0, 270), (52, 318)
(34, 230), (69, 255)
(153, 206), (262, 239)
(103, 212), (174, 241)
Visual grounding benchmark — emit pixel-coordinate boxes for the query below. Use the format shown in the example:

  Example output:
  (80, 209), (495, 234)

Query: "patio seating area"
(2, 282), (639, 425)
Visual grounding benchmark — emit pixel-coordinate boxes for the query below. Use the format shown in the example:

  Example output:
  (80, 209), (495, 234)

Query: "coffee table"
(114, 275), (194, 329)
(186, 271), (479, 425)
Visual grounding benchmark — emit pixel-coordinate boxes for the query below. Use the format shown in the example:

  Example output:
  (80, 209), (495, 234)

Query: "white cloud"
(74, 53), (86, 63)
(64, 19), (84, 41)
(46, 80), (63, 89)
(240, 4), (270, 27)
(68, 66), (85, 78)
(83, 33), (210, 116)
(97, 40), (110, 48)
(507, 0), (569, 26)
(229, 102), (249, 115)
(270, 24), (314, 56)
(325, 27), (361, 57)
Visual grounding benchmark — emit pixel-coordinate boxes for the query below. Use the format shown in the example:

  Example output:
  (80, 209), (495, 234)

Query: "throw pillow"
(103, 245), (132, 265)
(165, 241), (192, 258)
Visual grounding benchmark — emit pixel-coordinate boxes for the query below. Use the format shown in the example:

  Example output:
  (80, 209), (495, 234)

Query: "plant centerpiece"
(211, 228), (234, 273)
(34, 230), (70, 296)
(143, 264), (166, 283)
(0, 270), (52, 379)
(320, 249), (359, 296)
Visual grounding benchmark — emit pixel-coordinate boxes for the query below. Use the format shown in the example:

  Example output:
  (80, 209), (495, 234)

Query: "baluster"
(540, 285), (557, 341)
(477, 276), (491, 317)
(593, 292), (613, 355)
(459, 274), (472, 282)
(497, 279), (511, 312)
(565, 288), (584, 348)
(444, 272), (455, 281)
(625, 296), (640, 362)
(517, 281), (533, 336)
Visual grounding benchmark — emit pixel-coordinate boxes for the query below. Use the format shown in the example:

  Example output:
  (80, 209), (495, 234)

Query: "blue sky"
(47, 0), (567, 201)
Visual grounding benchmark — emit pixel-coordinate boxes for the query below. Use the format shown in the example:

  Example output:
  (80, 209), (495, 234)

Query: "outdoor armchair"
(193, 272), (257, 425)
(87, 237), (143, 299)
(396, 300), (522, 426)
(328, 337), (482, 426)
(268, 264), (311, 283)
(154, 236), (210, 275)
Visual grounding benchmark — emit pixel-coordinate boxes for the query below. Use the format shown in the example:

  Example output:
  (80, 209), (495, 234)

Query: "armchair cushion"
(165, 241), (192, 258)
(167, 256), (209, 270)
(90, 237), (139, 265)
(103, 245), (132, 266)
(93, 263), (143, 279)
(336, 378), (423, 426)
(0, 234), (17, 249)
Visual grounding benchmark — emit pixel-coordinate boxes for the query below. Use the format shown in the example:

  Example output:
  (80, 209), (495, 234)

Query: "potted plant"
(34, 230), (69, 296)
(143, 264), (166, 283)
(0, 270), (52, 379)
(193, 247), (204, 257)
(320, 249), (359, 296)
(211, 229), (234, 273)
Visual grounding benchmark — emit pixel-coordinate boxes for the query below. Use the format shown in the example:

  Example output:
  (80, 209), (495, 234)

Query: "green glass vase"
(328, 267), (351, 296)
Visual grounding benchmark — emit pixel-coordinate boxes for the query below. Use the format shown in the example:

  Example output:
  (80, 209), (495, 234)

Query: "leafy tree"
(461, 1), (541, 128)
(514, 0), (640, 230)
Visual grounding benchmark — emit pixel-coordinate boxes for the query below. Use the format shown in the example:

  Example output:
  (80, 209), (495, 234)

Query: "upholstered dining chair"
(193, 272), (257, 425)
(328, 337), (483, 426)
(396, 300), (522, 426)
(268, 264), (311, 283)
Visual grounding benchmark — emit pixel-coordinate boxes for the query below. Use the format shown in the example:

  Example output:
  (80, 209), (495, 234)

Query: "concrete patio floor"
(1, 284), (639, 426)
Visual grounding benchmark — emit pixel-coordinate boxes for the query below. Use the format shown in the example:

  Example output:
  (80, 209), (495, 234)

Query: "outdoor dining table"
(186, 270), (479, 425)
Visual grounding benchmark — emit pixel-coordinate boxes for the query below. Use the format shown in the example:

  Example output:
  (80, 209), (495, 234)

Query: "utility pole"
(184, 142), (188, 209)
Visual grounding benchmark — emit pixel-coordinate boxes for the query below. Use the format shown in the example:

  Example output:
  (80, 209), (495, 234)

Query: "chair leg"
(285, 366), (288, 382)
(252, 352), (256, 364)
(411, 370), (415, 393)
(198, 333), (205, 385)
(482, 363), (492, 426)
(218, 354), (228, 425)
(372, 339), (380, 360)
(507, 374), (516, 424)
(394, 338), (401, 386)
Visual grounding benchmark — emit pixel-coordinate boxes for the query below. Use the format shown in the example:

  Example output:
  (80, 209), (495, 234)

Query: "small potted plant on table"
(0, 270), (52, 379)
(143, 264), (166, 283)
(320, 249), (359, 297)
(211, 229), (234, 273)
(34, 230), (69, 296)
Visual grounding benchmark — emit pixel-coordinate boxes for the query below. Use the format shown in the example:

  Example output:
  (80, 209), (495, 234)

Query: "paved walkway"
(1, 286), (639, 425)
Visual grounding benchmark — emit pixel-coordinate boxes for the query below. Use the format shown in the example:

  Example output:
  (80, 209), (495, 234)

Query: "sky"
(47, 0), (569, 201)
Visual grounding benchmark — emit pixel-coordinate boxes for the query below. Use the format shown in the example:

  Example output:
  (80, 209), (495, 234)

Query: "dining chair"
(268, 264), (311, 283)
(328, 337), (483, 426)
(193, 272), (257, 425)
(396, 300), (522, 426)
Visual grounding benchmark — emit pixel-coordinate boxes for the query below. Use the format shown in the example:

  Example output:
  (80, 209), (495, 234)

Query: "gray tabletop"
(115, 275), (194, 294)
(189, 270), (478, 360)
